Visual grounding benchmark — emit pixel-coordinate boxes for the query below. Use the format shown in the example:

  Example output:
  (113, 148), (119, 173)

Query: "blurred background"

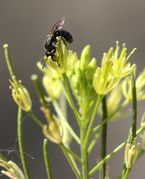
(0, 0), (145, 178)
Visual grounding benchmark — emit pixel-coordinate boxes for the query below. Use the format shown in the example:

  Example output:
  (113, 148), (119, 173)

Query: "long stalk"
(84, 95), (103, 146)
(101, 96), (108, 178)
(60, 144), (81, 179)
(62, 74), (81, 127)
(121, 73), (137, 179)
(80, 124), (89, 179)
(61, 143), (82, 163)
(28, 110), (43, 128)
(131, 73), (137, 140)
(17, 107), (31, 179)
(3, 44), (15, 78)
(43, 139), (53, 179)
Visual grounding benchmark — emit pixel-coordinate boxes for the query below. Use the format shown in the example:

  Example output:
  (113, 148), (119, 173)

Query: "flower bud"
(124, 142), (140, 169)
(9, 76), (32, 112)
(80, 45), (90, 70)
(88, 58), (97, 69)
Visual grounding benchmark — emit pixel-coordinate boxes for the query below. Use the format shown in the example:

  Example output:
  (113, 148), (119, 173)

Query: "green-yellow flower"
(9, 76), (32, 112)
(111, 41), (136, 78)
(93, 42), (136, 95)
(93, 55), (120, 95)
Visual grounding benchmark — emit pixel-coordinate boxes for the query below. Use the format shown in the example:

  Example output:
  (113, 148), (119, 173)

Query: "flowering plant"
(1, 38), (145, 179)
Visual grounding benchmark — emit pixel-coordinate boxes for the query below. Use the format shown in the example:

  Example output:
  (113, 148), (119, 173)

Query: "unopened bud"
(124, 142), (140, 169)
(9, 76), (32, 112)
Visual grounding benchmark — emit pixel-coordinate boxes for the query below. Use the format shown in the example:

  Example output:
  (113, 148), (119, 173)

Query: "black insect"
(42, 17), (73, 68)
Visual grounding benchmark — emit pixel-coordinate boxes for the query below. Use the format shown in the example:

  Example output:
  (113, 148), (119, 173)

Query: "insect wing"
(52, 17), (65, 32)
(46, 17), (65, 41)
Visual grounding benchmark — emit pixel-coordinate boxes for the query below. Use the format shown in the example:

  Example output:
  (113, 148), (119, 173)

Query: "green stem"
(62, 74), (81, 127)
(28, 110), (43, 128)
(60, 143), (82, 163)
(3, 44), (15, 78)
(89, 127), (145, 177)
(122, 169), (131, 179)
(88, 133), (99, 154)
(43, 139), (53, 179)
(84, 95), (103, 146)
(131, 73), (137, 140)
(60, 145), (81, 179)
(101, 96), (108, 178)
(52, 100), (80, 144)
(17, 107), (31, 179)
(81, 125), (89, 179)
(120, 75), (137, 179)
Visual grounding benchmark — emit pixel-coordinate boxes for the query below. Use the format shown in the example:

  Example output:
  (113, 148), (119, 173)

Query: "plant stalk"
(3, 44), (15, 78)
(62, 74), (81, 127)
(17, 107), (31, 179)
(43, 139), (53, 179)
(60, 144), (81, 179)
(28, 110), (43, 128)
(101, 96), (108, 178)
(131, 73), (137, 140)
(84, 95), (103, 146)
(81, 124), (89, 179)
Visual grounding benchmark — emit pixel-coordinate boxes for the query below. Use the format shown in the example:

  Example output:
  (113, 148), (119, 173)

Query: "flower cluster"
(3, 36), (145, 179)
(93, 42), (136, 95)
(68, 45), (97, 117)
